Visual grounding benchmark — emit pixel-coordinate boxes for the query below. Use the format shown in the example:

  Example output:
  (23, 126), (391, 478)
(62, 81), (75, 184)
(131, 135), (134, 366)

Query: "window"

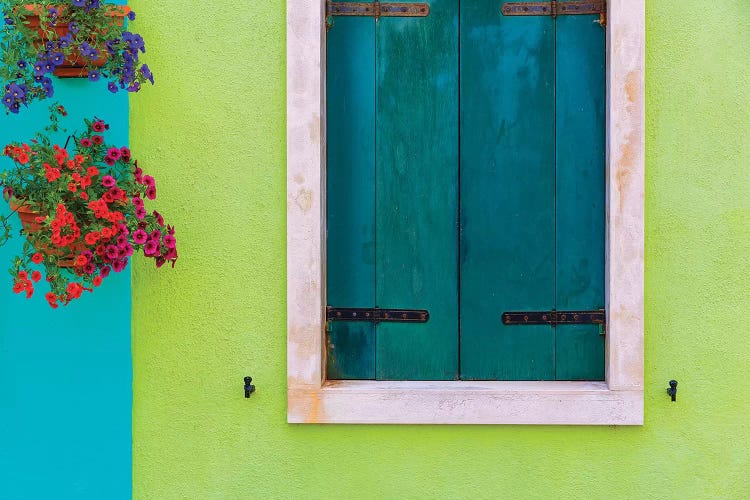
(288, 0), (644, 424)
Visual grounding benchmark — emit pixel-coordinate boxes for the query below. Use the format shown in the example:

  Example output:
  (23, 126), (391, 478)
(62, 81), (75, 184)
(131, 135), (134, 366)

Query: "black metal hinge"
(501, 1), (606, 25)
(327, 307), (430, 323)
(326, 1), (430, 28)
(502, 309), (605, 333)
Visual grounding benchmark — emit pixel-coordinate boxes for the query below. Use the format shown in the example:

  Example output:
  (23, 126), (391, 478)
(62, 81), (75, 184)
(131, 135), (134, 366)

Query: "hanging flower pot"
(9, 198), (84, 267)
(0, 1), (154, 113)
(20, 4), (130, 78)
(0, 105), (178, 307)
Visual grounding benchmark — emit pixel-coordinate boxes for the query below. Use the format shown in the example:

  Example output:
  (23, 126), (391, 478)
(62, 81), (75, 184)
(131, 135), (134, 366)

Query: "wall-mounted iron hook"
(667, 380), (678, 402)
(244, 376), (256, 398)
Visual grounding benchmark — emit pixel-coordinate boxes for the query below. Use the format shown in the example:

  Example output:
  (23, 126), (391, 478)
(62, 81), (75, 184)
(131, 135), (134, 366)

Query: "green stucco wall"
(130, 1), (750, 498)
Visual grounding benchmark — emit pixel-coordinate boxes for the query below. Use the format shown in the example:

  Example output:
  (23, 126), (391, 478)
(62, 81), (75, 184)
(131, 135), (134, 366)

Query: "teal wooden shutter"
(326, 0), (605, 381)
(326, 0), (459, 381)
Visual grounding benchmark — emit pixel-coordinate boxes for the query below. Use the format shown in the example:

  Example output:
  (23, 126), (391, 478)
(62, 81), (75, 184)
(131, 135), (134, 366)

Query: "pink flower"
(135, 207), (147, 219)
(132, 229), (148, 244)
(107, 147), (122, 160)
(146, 186), (156, 200)
(163, 234), (176, 249)
(102, 175), (116, 188)
(142, 175), (155, 188)
(112, 259), (127, 273)
(100, 265), (111, 278)
(80, 137), (93, 148)
(132, 196), (144, 208)
(143, 240), (158, 256)
(153, 210), (164, 226)
(92, 120), (107, 132)
(104, 156), (116, 166)
(120, 147), (131, 162)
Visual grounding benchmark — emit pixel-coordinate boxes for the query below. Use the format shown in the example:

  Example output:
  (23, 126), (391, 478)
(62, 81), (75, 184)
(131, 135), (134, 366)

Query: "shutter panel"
(459, 0), (556, 380)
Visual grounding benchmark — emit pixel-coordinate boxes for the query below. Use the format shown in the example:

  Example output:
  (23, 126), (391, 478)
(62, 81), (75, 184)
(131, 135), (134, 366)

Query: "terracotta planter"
(9, 200), (83, 267)
(21, 4), (131, 78)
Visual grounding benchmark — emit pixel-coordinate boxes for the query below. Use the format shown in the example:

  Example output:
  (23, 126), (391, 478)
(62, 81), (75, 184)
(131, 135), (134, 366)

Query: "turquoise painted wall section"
(131, 1), (750, 498)
(0, 12), (131, 498)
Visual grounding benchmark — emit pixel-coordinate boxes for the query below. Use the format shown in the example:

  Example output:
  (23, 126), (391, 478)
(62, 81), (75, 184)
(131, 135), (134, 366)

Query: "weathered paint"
(132, 0), (750, 498)
(0, 62), (131, 500)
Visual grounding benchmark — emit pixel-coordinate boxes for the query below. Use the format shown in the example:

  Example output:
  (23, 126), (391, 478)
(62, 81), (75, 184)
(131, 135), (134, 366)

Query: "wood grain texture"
(375, 0), (459, 380)
(326, 15), (376, 379)
(459, 0), (555, 380)
(554, 5), (606, 380)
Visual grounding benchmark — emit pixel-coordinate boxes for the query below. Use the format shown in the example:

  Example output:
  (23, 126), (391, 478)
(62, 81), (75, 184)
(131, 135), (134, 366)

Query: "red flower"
(68, 183), (77, 193)
(17, 271), (28, 280)
(31, 271), (42, 282)
(16, 152), (29, 164)
(87, 166), (99, 177)
(12, 281), (24, 294)
(75, 255), (87, 267)
(31, 253), (44, 264)
(85, 232), (100, 245)
(93, 276), (103, 287)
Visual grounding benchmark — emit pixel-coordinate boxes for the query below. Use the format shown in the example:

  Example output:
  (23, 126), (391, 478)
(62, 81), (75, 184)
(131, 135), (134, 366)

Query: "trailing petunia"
(0, 105), (177, 307)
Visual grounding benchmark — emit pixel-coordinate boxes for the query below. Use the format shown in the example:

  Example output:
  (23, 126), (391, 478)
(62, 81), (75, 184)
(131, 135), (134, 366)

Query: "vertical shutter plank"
(459, 0), (556, 380)
(555, 6), (606, 380)
(375, 0), (459, 380)
(326, 15), (377, 380)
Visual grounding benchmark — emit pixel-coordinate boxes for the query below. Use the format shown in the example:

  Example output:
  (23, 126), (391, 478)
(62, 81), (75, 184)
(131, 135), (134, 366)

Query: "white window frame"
(287, 0), (644, 425)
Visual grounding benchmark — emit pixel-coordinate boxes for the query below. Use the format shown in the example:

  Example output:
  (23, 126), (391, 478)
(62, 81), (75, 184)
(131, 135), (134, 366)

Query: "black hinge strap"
(327, 307), (430, 323)
(502, 310), (605, 326)
(501, 1), (605, 17)
(327, 1), (430, 18)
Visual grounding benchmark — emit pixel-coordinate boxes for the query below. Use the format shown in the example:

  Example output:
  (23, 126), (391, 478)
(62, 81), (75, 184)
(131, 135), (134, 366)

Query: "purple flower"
(140, 64), (154, 85)
(58, 33), (72, 48)
(108, 81), (119, 94)
(51, 52), (65, 66)
(72, 0), (86, 7)
(128, 11), (136, 21)
(132, 229), (148, 244)
(88, 70), (101, 82)
(69, 21), (80, 34)
(102, 175), (117, 188)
